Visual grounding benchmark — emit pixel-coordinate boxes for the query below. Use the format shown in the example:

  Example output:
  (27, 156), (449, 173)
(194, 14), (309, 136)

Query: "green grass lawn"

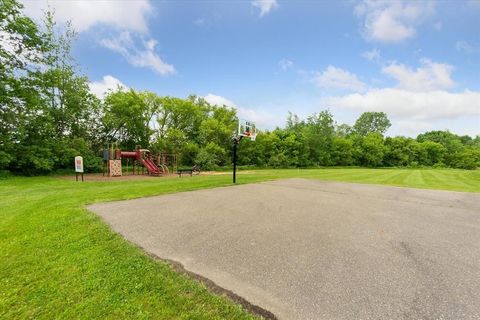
(1, 168), (479, 319)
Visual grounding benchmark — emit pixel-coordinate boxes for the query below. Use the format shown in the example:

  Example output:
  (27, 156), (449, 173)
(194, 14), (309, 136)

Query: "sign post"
(75, 156), (84, 182)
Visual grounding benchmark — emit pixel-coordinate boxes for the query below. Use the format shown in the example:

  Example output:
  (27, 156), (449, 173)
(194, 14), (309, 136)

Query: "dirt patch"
(57, 173), (167, 181)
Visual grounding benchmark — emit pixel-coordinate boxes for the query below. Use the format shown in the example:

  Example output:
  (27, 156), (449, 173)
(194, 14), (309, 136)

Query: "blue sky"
(23, 0), (480, 137)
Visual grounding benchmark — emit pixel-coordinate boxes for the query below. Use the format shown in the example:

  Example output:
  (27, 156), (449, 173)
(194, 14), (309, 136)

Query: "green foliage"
(1, 0), (46, 172)
(384, 137), (418, 167)
(268, 152), (288, 168)
(304, 110), (335, 166)
(0, 151), (13, 170)
(417, 141), (446, 166)
(353, 112), (391, 136)
(452, 148), (480, 170)
(332, 137), (354, 166)
(194, 148), (216, 170)
(195, 142), (227, 170)
(359, 133), (387, 167)
(103, 90), (156, 149)
(417, 130), (465, 166)
(1, 4), (101, 175)
(13, 145), (55, 174)
(178, 142), (199, 166)
(1, 0), (478, 175)
(53, 138), (103, 172)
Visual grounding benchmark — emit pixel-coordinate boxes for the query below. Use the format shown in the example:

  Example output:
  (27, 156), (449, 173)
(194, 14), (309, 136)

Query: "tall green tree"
(102, 90), (158, 149)
(416, 131), (465, 166)
(332, 136), (354, 166)
(353, 112), (391, 136)
(416, 141), (446, 166)
(0, 0), (46, 170)
(304, 110), (335, 166)
(358, 133), (386, 167)
(384, 137), (418, 167)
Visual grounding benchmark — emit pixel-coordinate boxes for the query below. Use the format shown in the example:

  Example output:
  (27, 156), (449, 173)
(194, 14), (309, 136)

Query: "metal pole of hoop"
(233, 119), (255, 184)
(232, 135), (242, 184)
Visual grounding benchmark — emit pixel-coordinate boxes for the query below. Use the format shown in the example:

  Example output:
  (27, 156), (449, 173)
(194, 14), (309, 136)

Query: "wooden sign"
(75, 156), (84, 173)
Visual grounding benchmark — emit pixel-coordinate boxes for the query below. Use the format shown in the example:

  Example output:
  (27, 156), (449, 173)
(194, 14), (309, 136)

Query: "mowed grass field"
(1, 168), (479, 319)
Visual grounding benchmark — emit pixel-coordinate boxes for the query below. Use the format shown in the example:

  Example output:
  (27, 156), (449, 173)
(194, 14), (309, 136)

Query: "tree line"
(1, 0), (479, 175)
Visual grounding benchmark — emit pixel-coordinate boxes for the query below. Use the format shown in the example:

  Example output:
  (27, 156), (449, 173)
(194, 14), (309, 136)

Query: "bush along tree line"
(1, 0), (479, 175)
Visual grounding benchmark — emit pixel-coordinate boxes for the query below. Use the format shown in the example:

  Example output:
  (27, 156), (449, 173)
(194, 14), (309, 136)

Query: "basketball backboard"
(237, 119), (257, 141)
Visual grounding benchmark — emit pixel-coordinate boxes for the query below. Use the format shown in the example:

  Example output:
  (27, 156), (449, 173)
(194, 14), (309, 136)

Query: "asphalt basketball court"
(89, 178), (480, 319)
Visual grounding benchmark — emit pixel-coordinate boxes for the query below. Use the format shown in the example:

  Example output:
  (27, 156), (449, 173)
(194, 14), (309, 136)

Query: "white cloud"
(355, 0), (434, 43)
(394, 119), (434, 135)
(22, 0), (152, 33)
(313, 66), (367, 92)
(236, 107), (278, 128)
(89, 75), (126, 98)
(100, 32), (175, 76)
(382, 59), (455, 91)
(318, 58), (479, 136)
(251, 0), (278, 17)
(204, 94), (236, 108)
(203, 94), (277, 128)
(279, 59), (293, 71)
(456, 41), (480, 54)
(324, 89), (480, 120)
(362, 48), (380, 62)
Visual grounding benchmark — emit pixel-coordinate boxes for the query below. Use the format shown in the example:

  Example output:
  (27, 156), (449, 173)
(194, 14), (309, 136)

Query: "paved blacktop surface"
(88, 178), (480, 320)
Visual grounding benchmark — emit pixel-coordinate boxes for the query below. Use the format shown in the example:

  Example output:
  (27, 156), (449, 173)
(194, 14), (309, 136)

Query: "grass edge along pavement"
(1, 168), (479, 319)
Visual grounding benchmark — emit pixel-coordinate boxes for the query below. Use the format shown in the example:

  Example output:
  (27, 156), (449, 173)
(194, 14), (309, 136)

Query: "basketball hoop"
(232, 119), (257, 183)
(237, 119), (257, 141)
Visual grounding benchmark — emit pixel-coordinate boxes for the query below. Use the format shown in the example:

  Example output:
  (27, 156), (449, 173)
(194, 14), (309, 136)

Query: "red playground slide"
(120, 150), (162, 175)
(140, 158), (161, 175)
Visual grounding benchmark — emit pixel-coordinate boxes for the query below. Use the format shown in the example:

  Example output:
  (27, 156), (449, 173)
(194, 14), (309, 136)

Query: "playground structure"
(103, 143), (178, 177)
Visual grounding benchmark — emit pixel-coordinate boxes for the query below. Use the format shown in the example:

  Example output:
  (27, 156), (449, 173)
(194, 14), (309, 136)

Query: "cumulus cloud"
(355, 0), (434, 43)
(22, 0), (152, 33)
(203, 93), (278, 128)
(100, 32), (175, 76)
(382, 59), (455, 91)
(89, 75), (126, 98)
(251, 0), (278, 17)
(394, 119), (434, 135)
(314, 66), (367, 92)
(324, 89), (480, 120)
(22, 0), (175, 77)
(204, 93), (236, 108)
(236, 107), (279, 128)
(318, 58), (479, 135)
